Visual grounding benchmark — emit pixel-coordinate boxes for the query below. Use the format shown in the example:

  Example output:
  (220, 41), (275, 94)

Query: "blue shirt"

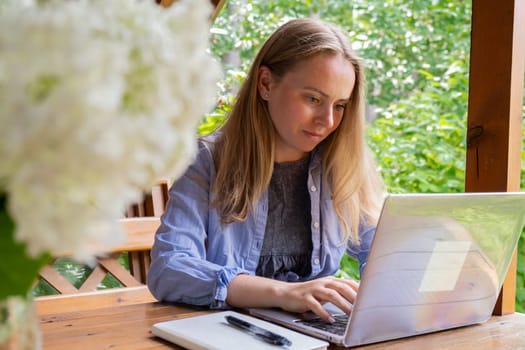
(147, 136), (375, 308)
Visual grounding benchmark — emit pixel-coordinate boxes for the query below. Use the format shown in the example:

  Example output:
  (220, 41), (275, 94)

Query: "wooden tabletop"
(39, 298), (525, 350)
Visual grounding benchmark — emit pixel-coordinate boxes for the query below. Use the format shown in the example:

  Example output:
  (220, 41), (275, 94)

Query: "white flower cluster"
(0, 0), (221, 259)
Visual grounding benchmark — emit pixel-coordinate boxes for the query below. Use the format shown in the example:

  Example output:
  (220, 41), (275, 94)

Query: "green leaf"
(0, 195), (51, 300)
(26, 74), (60, 103)
(337, 255), (360, 281)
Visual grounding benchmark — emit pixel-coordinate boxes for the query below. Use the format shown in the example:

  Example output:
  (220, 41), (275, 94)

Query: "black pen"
(225, 315), (293, 347)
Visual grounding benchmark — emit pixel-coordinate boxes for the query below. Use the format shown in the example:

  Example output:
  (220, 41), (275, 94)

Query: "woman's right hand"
(276, 276), (358, 322)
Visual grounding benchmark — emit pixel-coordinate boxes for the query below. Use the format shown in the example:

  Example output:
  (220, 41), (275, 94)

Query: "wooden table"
(39, 298), (525, 349)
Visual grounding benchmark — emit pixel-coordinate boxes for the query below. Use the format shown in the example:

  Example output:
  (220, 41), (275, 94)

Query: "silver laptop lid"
(346, 192), (525, 347)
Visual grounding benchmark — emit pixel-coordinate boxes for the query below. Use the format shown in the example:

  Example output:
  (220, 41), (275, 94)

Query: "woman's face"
(258, 52), (356, 163)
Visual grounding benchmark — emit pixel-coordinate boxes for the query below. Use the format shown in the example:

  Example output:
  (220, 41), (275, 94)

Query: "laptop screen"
(347, 192), (525, 346)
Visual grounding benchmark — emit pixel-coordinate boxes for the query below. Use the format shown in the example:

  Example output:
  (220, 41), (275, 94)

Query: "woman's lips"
(303, 130), (323, 141)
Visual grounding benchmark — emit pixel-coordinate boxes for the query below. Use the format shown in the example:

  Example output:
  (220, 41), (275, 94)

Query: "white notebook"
(152, 310), (328, 350)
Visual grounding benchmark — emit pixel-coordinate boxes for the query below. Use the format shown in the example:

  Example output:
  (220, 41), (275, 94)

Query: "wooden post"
(465, 0), (525, 315)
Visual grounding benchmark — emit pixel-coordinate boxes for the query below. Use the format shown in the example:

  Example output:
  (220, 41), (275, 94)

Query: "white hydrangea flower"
(0, 0), (221, 260)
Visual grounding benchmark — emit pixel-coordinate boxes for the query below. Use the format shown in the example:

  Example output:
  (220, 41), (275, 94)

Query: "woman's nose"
(315, 106), (335, 128)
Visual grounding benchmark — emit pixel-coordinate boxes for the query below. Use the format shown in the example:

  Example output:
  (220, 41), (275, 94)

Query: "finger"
(324, 278), (359, 305)
(332, 276), (359, 292)
(305, 295), (336, 323)
(345, 278), (360, 291)
(304, 282), (352, 315)
(316, 288), (353, 315)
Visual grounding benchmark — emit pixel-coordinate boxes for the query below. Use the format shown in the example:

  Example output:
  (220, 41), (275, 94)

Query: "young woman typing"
(147, 18), (385, 323)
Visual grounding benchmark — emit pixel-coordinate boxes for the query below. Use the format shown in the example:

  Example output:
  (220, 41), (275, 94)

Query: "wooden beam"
(159, 0), (227, 21)
(466, 0), (525, 315)
(159, 0), (224, 6)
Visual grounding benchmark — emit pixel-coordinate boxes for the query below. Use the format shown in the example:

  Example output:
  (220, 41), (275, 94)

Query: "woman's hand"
(276, 276), (359, 322)
(226, 274), (359, 323)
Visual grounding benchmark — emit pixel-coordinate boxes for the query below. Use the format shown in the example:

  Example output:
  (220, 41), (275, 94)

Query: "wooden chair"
(36, 180), (169, 297)
(125, 179), (169, 218)
(37, 217), (161, 295)
(125, 179), (169, 282)
(36, 285), (156, 316)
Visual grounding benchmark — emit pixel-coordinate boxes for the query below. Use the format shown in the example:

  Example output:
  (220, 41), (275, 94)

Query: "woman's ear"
(257, 66), (272, 101)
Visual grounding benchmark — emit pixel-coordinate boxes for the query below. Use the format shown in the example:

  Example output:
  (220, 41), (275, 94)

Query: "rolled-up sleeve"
(147, 139), (248, 308)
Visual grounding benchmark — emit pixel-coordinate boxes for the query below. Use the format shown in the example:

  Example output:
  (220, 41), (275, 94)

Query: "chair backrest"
(37, 217), (161, 295)
(36, 179), (169, 296)
(124, 179), (169, 283)
(125, 179), (169, 218)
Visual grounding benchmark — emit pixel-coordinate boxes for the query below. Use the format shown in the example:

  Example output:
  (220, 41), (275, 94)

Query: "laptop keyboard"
(295, 314), (349, 336)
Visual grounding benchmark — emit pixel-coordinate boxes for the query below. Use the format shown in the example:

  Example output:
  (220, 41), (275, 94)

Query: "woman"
(147, 18), (384, 323)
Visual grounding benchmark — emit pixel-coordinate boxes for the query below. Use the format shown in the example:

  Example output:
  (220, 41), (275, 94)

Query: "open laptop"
(249, 192), (525, 347)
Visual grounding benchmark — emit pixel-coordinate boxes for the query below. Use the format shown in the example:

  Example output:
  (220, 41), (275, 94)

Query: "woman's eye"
(307, 96), (320, 104)
(335, 103), (347, 111)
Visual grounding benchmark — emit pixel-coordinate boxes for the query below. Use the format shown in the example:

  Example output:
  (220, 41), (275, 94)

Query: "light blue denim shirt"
(147, 135), (375, 308)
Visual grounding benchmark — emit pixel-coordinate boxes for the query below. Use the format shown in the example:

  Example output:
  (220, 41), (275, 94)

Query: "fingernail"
(328, 316), (335, 323)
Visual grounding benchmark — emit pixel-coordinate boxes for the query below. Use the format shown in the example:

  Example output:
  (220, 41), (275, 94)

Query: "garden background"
(34, 0), (525, 312)
(201, 0), (525, 311)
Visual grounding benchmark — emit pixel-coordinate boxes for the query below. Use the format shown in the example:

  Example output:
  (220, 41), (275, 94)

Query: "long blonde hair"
(212, 18), (384, 243)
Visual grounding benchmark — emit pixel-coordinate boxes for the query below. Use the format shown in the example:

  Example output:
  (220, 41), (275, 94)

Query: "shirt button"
(313, 258), (320, 265)
(313, 222), (320, 229)
(310, 185), (317, 192)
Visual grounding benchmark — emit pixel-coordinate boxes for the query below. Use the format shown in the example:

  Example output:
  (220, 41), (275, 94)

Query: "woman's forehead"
(280, 53), (356, 99)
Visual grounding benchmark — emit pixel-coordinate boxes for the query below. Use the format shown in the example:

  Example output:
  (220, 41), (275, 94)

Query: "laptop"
(249, 192), (525, 347)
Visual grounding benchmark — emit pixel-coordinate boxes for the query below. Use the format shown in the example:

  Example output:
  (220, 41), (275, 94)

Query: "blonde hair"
(211, 18), (384, 243)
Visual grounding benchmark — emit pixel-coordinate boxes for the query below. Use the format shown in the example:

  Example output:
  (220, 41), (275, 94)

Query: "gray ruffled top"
(256, 156), (313, 280)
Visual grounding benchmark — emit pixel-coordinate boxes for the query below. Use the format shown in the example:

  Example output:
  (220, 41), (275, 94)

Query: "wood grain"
(39, 299), (525, 350)
(465, 0), (525, 314)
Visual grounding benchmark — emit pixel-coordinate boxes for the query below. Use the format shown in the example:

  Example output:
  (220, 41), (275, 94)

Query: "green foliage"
(209, 0), (525, 310)
(198, 87), (238, 135)
(518, 237), (525, 313)
(0, 194), (51, 299)
(336, 255), (360, 280)
(368, 66), (469, 194)
(321, 0), (471, 108)
(29, 1), (525, 307)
